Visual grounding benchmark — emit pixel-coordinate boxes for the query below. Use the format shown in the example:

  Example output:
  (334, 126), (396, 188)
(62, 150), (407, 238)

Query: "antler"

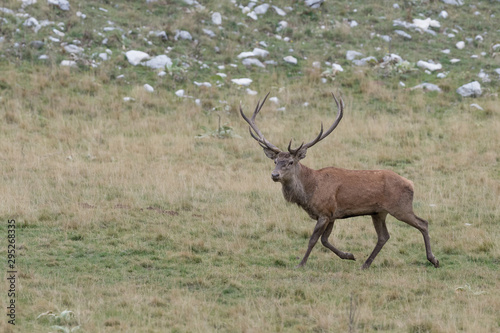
(240, 92), (282, 154)
(288, 93), (344, 154)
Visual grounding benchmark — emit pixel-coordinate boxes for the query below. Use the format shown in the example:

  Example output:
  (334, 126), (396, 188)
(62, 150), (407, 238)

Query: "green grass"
(1, 0), (500, 332)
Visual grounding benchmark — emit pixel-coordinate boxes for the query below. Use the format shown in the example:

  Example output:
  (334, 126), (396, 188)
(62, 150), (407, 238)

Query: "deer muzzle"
(271, 171), (281, 182)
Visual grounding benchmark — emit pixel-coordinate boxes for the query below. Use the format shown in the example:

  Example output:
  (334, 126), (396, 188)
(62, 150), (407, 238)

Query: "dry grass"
(0, 63), (499, 332)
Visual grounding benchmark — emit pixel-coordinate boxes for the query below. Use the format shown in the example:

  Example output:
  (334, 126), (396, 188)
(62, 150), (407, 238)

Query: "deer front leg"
(321, 220), (356, 261)
(297, 216), (329, 268)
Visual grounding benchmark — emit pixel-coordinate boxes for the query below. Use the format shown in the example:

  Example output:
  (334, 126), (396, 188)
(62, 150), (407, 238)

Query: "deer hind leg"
(393, 212), (440, 268)
(362, 212), (390, 270)
(320, 220), (356, 261)
(297, 216), (329, 268)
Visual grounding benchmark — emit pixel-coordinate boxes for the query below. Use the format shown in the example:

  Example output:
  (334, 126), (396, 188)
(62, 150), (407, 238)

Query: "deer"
(240, 93), (440, 270)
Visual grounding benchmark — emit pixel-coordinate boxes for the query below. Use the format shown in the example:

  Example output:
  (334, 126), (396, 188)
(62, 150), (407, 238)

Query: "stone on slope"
(456, 81), (481, 97)
(417, 60), (442, 72)
(142, 55), (172, 69)
(231, 78), (252, 86)
(126, 50), (150, 66)
(47, 0), (70, 11)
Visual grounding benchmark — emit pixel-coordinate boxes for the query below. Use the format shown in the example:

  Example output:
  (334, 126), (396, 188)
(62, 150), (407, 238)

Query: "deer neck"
(281, 163), (315, 207)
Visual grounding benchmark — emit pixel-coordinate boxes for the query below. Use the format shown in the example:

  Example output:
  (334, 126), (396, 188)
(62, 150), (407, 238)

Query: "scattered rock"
(395, 30), (412, 39)
(144, 84), (154, 92)
(242, 58), (265, 68)
(174, 30), (192, 41)
(231, 78), (252, 86)
(203, 28), (216, 38)
(352, 56), (377, 66)
(47, 0), (70, 11)
(346, 50), (363, 61)
(283, 55), (297, 64)
(441, 0), (463, 5)
(254, 4), (270, 15)
(456, 41), (465, 49)
(439, 11), (449, 19)
(30, 40), (45, 49)
(469, 103), (483, 110)
(64, 44), (84, 54)
(305, 0), (324, 9)
(272, 5), (287, 16)
(456, 81), (481, 97)
(125, 50), (149, 66)
(246, 88), (258, 95)
(411, 83), (441, 92)
(252, 48), (269, 58)
(417, 60), (442, 72)
(60, 60), (77, 67)
(142, 55), (172, 69)
(175, 89), (185, 97)
(212, 12), (222, 25)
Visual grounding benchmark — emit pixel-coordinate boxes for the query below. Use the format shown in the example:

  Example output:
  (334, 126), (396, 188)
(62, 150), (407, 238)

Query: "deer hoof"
(344, 252), (356, 261)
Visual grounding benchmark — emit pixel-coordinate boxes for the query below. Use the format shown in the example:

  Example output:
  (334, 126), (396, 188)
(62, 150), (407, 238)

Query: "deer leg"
(362, 213), (390, 270)
(297, 217), (329, 268)
(321, 220), (356, 260)
(394, 213), (439, 268)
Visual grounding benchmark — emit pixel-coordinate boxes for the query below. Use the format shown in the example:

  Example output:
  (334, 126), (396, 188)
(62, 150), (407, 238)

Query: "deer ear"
(294, 147), (308, 160)
(263, 148), (279, 160)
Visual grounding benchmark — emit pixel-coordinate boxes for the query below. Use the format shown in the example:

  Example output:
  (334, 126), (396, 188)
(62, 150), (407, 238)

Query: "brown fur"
(241, 94), (439, 269)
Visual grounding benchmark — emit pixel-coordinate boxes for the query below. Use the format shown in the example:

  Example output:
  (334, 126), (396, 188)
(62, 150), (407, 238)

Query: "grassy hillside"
(1, 0), (499, 332)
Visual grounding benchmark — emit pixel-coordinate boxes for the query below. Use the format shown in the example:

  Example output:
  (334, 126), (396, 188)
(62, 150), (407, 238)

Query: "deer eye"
(274, 160), (277, 164)
(288, 161), (294, 166)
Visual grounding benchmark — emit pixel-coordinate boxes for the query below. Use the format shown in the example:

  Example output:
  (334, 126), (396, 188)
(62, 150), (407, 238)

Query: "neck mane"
(281, 164), (315, 207)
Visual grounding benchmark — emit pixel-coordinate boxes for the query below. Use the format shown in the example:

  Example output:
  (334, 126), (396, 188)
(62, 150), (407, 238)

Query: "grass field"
(1, 1), (500, 332)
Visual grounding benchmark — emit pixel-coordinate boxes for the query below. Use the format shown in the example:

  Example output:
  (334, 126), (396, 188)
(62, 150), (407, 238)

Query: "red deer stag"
(240, 93), (439, 269)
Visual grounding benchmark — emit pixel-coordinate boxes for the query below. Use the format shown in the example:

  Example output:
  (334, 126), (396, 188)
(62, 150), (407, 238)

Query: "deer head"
(240, 93), (344, 182)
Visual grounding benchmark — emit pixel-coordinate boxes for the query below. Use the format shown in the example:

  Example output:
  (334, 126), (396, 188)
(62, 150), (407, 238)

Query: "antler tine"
(290, 92), (343, 152)
(240, 93), (281, 153)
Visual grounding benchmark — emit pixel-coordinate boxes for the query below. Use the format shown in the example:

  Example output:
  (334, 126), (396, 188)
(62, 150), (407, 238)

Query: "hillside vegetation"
(1, 0), (499, 332)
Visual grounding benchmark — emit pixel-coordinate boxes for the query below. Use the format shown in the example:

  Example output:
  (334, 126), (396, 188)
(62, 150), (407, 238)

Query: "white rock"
(332, 63), (344, 72)
(413, 18), (440, 31)
(174, 30), (192, 41)
(277, 20), (288, 32)
(175, 89), (185, 97)
(305, 0), (324, 8)
(60, 60), (77, 67)
(470, 103), (483, 111)
(237, 51), (255, 59)
(38, 54), (49, 60)
(478, 69), (490, 83)
(493, 44), (500, 51)
(246, 88), (258, 95)
(439, 11), (449, 19)
(411, 83), (441, 92)
(273, 5), (286, 16)
(456, 41), (465, 49)
(212, 12), (222, 25)
(494, 68), (500, 76)
(231, 78), (252, 86)
(242, 58), (265, 68)
(437, 73), (447, 78)
(456, 81), (481, 97)
(142, 55), (172, 69)
(215, 73), (227, 78)
(47, 0), (70, 11)
(126, 50), (149, 66)
(395, 30), (412, 39)
(252, 48), (269, 58)
(48, 36), (60, 43)
(0, 7), (15, 15)
(450, 59), (461, 63)
(53, 28), (65, 37)
(346, 50), (363, 61)
(350, 20), (358, 28)
(417, 60), (442, 72)
(383, 53), (403, 63)
(202, 28), (216, 37)
(312, 61), (321, 69)
(441, 49), (450, 54)
(99, 53), (108, 61)
(380, 35), (392, 42)
(283, 55), (297, 64)
(353, 56), (377, 66)
(247, 11), (258, 20)
(158, 71), (166, 77)
(269, 97), (279, 104)
(116, 74), (125, 79)
(441, 0), (463, 5)
(194, 81), (211, 87)
(393, 3), (400, 9)
(64, 44), (84, 54)
(254, 4), (269, 15)
(123, 97), (134, 102)
(144, 84), (154, 93)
